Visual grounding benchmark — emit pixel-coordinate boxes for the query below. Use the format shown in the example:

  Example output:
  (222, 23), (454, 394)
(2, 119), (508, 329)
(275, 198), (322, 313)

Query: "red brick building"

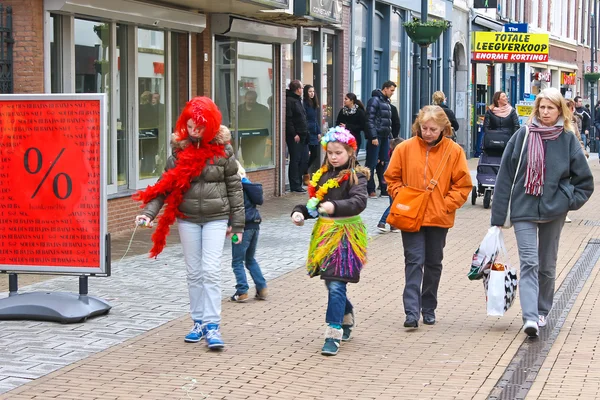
(1, 0), (350, 233)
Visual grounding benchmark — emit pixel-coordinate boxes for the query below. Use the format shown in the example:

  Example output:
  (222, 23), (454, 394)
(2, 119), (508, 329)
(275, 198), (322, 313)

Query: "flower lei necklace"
(306, 165), (350, 217)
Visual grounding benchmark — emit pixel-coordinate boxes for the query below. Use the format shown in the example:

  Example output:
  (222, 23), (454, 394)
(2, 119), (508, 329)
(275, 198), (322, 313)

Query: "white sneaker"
(523, 320), (539, 338)
(565, 216), (572, 223)
(538, 315), (547, 327)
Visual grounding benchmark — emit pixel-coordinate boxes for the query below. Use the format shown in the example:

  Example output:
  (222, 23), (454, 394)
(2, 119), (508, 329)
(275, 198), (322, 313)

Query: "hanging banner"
(472, 32), (550, 63)
(561, 72), (576, 85)
(0, 94), (108, 274)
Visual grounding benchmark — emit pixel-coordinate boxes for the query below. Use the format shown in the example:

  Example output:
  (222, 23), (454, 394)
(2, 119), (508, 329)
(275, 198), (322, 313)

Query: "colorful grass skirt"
(306, 215), (368, 283)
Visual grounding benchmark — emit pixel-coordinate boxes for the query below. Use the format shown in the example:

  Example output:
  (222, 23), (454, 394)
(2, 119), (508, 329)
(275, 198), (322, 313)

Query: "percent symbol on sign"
(23, 147), (73, 199)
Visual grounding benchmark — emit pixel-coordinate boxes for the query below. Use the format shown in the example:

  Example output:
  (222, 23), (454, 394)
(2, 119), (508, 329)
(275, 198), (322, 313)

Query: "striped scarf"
(524, 118), (564, 196)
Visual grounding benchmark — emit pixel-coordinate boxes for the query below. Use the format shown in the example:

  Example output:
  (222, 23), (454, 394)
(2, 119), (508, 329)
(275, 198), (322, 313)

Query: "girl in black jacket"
(291, 127), (370, 357)
(336, 93), (366, 156)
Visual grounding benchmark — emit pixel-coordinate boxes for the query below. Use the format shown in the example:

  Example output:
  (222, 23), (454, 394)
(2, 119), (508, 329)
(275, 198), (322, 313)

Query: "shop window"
(116, 24), (129, 188)
(49, 15), (62, 94)
(390, 11), (401, 110)
(137, 28), (167, 180)
(352, 2), (368, 102)
(74, 19), (112, 185)
(237, 41), (274, 169)
(322, 33), (334, 132)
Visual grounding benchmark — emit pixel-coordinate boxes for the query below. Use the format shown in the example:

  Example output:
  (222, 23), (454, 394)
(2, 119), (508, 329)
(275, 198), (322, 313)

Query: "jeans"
(325, 280), (353, 325)
(177, 219), (228, 324)
(286, 136), (309, 191)
(581, 132), (588, 149)
(513, 217), (565, 323)
(401, 227), (449, 319)
(365, 136), (390, 194)
(379, 197), (393, 225)
(231, 228), (267, 294)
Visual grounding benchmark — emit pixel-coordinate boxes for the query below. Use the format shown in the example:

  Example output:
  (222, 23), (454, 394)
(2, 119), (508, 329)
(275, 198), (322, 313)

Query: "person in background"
(230, 161), (268, 303)
(303, 84), (322, 185)
(565, 98), (589, 224)
(384, 105), (472, 329)
(376, 136), (404, 233)
(336, 92), (366, 157)
(483, 91), (520, 137)
(574, 96), (591, 150)
(286, 80), (309, 193)
(365, 81), (396, 198)
(134, 97), (245, 350)
(238, 90), (271, 167)
(432, 91), (459, 135)
(491, 88), (593, 338)
(375, 104), (400, 197)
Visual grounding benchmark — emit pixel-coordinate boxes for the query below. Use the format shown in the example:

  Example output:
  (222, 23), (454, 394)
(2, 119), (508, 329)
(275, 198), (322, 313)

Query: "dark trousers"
(365, 136), (390, 194)
(306, 144), (321, 175)
(286, 136), (308, 191)
(375, 160), (387, 194)
(401, 227), (449, 319)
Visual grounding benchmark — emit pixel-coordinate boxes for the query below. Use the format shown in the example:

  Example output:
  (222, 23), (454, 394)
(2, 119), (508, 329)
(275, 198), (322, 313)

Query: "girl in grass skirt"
(291, 126), (370, 356)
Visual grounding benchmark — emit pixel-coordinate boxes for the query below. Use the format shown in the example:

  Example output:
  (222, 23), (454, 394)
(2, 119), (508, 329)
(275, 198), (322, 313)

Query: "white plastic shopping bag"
(468, 226), (502, 280)
(478, 228), (518, 316)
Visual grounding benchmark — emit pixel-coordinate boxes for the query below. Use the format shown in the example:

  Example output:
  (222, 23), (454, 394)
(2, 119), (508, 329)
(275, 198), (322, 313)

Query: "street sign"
(0, 94), (108, 275)
(585, 65), (600, 73)
(504, 23), (528, 33)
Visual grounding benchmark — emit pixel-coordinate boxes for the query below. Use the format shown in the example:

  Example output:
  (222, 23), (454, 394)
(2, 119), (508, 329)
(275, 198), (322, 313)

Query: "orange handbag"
(386, 145), (451, 232)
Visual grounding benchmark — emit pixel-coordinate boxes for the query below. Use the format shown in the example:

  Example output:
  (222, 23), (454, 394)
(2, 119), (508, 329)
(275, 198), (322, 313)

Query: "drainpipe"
(419, 0), (429, 108)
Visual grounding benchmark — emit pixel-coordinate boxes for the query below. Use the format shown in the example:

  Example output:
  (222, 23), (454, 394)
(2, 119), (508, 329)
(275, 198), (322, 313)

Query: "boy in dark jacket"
(230, 162), (268, 302)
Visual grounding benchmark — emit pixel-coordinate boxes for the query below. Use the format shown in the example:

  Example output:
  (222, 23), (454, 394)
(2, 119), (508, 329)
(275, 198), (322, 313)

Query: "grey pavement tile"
(0, 198), (391, 394)
(0, 376), (32, 394)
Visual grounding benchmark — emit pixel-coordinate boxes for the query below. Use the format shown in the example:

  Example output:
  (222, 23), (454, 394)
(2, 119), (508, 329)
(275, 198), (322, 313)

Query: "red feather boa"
(133, 142), (226, 258)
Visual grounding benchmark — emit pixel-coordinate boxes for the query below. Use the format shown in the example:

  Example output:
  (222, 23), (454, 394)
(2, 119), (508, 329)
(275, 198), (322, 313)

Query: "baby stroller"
(472, 130), (511, 209)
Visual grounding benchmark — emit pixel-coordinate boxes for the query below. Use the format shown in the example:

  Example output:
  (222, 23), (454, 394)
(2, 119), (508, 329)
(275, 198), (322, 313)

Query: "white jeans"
(177, 219), (228, 324)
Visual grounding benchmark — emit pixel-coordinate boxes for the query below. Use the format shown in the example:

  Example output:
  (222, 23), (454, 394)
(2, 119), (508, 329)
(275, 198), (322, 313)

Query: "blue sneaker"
(205, 323), (225, 350)
(321, 326), (343, 356)
(184, 320), (204, 343)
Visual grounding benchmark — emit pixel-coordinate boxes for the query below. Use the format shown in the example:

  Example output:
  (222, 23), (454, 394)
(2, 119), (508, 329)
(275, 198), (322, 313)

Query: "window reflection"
(74, 18), (112, 184)
(236, 42), (274, 169)
(137, 28), (166, 179)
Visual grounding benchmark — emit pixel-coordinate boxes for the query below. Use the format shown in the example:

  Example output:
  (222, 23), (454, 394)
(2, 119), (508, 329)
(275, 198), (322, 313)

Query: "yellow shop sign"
(472, 32), (549, 63)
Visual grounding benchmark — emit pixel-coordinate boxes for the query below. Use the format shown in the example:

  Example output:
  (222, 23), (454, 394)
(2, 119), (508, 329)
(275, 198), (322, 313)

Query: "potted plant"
(584, 72), (600, 82)
(403, 19), (450, 47)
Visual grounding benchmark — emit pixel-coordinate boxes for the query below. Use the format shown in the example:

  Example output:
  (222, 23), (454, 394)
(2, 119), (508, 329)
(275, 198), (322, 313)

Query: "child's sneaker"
(342, 311), (355, 341)
(321, 326), (343, 356)
(205, 323), (225, 350)
(377, 223), (388, 233)
(255, 287), (268, 300)
(230, 293), (249, 302)
(184, 320), (204, 343)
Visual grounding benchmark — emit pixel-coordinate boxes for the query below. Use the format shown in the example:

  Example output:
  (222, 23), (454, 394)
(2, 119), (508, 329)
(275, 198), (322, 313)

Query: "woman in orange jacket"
(384, 105), (472, 328)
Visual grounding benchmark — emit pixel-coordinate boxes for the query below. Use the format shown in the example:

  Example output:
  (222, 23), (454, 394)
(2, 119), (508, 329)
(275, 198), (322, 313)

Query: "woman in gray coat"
(491, 88), (593, 338)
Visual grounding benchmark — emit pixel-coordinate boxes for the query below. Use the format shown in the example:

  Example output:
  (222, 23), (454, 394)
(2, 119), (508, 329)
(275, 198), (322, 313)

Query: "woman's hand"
(291, 212), (305, 226)
(318, 201), (335, 215)
(135, 215), (153, 228)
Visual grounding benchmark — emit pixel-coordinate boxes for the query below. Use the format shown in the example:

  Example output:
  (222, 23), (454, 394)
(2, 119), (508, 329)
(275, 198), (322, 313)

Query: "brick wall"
(196, 18), (212, 97)
(339, 4), (351, 105)
(4, 0), (44, 93)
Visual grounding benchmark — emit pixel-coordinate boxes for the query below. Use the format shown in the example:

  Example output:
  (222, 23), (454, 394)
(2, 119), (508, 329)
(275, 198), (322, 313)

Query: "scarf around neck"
(133, 142), (226, 257)
(342, 104), (358, 116)
(524, 117), (564, 196)
(491, 104), (512, 118)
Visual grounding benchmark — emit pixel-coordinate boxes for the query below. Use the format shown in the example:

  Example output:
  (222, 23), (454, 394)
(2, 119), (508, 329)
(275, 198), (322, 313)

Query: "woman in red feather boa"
(134, 97), (245, 350)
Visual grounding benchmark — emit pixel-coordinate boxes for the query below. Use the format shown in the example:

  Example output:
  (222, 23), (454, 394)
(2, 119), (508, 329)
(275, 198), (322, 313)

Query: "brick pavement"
(2, 157), (600, 399)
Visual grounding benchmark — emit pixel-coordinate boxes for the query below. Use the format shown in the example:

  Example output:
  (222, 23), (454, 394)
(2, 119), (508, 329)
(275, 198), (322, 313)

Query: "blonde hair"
(412, 105), (453, 138)
(432, 91), (445, 106)
(235, 160), (246, 179)
(527, 88), (574, 133)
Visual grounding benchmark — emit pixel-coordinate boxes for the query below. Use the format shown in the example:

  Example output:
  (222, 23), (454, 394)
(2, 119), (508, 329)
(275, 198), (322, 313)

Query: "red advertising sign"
(0, 95), (107, 274)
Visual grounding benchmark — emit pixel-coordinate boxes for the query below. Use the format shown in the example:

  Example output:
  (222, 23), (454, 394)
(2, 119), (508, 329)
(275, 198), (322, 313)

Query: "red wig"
(174, 97), (222, 144)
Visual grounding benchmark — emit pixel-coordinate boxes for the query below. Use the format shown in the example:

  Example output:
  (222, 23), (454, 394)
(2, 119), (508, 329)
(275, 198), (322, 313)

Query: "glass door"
(321, 33), (335, 133)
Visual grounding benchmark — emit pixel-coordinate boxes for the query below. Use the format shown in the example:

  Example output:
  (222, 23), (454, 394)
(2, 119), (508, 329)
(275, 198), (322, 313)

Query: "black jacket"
(365, 89), (392, 139)
(286, 89), (308, 141)
(391, 104), (400, 138)
(483, 108), (520, 136)
(242, 179), (263, 230)
(440, 104), (459, 131)
(336, 106), (366, 141)
(575, 106), (591, 134)
(292, 168), (368, 219)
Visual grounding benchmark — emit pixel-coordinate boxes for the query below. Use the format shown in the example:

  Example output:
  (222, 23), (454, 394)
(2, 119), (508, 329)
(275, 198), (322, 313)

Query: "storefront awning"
(212, 15), (296, 44)
(45, 0), (207, 32)
(472, 14), (504, 31)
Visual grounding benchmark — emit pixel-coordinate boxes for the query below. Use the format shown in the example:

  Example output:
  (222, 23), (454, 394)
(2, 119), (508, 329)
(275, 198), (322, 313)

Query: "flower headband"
(320, 126), (357, 151)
